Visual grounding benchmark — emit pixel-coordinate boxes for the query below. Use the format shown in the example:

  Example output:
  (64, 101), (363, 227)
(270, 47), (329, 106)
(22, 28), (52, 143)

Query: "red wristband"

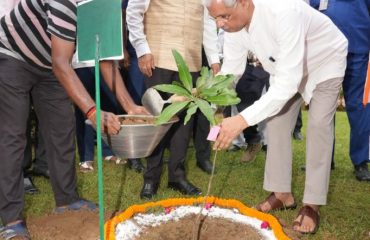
(86, 106), (96, 119)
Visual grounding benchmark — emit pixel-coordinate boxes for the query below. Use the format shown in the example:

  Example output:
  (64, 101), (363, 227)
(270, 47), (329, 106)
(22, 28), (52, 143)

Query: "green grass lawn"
(27, 111), (370, 239)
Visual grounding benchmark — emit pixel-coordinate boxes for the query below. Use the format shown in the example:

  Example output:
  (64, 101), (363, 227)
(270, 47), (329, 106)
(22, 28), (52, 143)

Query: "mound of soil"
(120, 116), (155, 125)
(26, 211), (299, 240)
(137, 214), (262, 240)
(27, 211), (103, 240)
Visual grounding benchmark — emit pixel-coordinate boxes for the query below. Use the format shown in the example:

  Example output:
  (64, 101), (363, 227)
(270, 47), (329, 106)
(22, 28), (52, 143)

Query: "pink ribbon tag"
(207, 126), (220, 141)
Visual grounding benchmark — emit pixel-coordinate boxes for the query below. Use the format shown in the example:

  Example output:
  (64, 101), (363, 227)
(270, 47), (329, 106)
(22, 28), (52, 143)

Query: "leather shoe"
(32, 166), (50, 179)
(354, 162), (370, 181)
(140, 182), (158, 200)
(24, 177), (39, 194)
(196, 160), (214, 174)
(168, 179), (202, 196)
(128, 158), (145, 173)
(262, 144), (268, 152)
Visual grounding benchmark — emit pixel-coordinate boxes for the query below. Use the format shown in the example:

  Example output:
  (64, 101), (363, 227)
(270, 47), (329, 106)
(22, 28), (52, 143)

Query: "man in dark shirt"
(0, 0), (147, 237)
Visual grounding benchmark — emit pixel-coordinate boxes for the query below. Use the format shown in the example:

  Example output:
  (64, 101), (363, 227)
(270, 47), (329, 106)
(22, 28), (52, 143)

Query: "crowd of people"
(0, 0), (368, 239)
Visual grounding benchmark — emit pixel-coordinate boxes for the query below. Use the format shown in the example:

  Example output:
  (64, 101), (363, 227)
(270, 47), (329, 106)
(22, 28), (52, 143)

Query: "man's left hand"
(213, 115), (249, 150)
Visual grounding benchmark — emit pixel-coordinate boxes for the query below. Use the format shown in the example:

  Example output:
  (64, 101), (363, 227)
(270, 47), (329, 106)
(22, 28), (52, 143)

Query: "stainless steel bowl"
(102, 115), (178, 159)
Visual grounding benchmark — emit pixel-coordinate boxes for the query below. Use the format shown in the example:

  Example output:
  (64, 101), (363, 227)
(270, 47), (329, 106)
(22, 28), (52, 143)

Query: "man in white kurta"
(127, 0), (221, 199)
(205, 0), (348, 234)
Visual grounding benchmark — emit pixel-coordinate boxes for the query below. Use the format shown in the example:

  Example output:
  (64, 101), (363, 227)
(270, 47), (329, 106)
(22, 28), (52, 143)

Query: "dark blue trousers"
(121, 41), (146, 105)
(74, 67), (118, 162)
(342, 53), (370, 166)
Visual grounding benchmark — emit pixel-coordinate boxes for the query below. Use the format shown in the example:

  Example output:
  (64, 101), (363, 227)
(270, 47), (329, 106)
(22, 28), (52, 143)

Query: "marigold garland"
(105, 197), (291, 240)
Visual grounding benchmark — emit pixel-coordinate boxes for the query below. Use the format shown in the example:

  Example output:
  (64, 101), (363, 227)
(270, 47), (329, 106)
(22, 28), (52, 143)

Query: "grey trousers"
(263, 77), (342, 205)
(0, 54), (79, 224)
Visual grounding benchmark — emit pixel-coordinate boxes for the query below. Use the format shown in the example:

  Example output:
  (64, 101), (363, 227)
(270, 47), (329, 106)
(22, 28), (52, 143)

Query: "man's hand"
(213, 115), (249, 150)
(119, 48), (131, 69)
(127, 105), (151, 115)
(88, 110), (121, 135)
(138, 54), (155, 77)
(210, 63), (221, 75)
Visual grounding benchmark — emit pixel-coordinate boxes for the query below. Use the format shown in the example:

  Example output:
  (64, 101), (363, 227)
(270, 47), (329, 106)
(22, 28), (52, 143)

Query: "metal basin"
(102, 115), (178, 159)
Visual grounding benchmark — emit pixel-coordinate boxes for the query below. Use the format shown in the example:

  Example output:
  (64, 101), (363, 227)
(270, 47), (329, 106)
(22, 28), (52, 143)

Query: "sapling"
(154, 49), (240, 126)
(153, 49), (241, 240)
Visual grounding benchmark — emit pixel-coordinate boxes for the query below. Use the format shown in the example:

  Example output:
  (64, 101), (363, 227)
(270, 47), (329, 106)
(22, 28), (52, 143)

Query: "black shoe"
(24, 177), (39, 194)
(262, 144), (268, 152)
(128, 159), (145, 173)
(140, 182), (158, 200)
(32, 166), (50, 179)
(196, 160), (214, 174)
(293, 131), (303, 141)
(168, 180), (202, 196)
(354, 162), (370, 181)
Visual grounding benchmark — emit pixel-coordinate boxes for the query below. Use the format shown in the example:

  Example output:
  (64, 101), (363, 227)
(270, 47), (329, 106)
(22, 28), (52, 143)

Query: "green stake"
(95, 34), (105, 240)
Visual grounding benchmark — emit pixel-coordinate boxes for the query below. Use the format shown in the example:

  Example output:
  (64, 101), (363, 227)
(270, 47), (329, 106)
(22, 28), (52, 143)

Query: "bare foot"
(293, 204), (320, 234)
(257, 192), (296, 212)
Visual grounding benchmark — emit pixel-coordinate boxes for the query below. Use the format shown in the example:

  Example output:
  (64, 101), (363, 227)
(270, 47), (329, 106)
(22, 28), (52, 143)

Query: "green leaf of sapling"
(208, 74), (235, 91)
(204, 94), (241, 106)
(219, 87), (238, 97)
(172, 81), (183, 87)
(194, 98), (216, 126)
(196, 67), (210, 90)
(155, 101), (190, 125)
(154, 84), (192, 98)
(172, 49), (193, 91)
(183, 102), (198, 125)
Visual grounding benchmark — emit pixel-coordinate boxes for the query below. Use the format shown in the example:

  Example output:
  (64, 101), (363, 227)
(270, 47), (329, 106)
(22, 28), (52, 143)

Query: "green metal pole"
(95, 34), (105, 240)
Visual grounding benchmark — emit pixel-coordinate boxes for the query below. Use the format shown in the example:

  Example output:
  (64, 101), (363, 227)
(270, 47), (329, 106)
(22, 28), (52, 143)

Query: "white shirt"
(0, 0), (20, 17)
(126, 0), (220, 66)
(220, 0), (348, 126)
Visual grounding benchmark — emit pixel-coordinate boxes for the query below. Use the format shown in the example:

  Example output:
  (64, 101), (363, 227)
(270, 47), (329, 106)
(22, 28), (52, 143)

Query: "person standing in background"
(121, 0), (146, 173)
(309, 0), (370, 181)
(127, 0), (220, 199)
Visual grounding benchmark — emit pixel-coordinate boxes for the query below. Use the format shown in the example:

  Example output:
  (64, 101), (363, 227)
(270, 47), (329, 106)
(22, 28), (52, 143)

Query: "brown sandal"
(255, 193), (297, 212)
(293, 205), (320, 234)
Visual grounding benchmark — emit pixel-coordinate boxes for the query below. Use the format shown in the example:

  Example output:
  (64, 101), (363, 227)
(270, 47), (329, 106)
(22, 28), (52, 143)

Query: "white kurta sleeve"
(126, 0), (151, 58)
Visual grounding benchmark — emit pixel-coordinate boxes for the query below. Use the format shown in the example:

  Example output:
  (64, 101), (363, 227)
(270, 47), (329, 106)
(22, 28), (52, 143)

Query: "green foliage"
(154, 84), (192, 99)
(194, 98), (216, 126)
(155, 101), (190, 125)
(184, 102), (198, 125)
(172, 49), (193, 92)
(153, 49), (240, 126)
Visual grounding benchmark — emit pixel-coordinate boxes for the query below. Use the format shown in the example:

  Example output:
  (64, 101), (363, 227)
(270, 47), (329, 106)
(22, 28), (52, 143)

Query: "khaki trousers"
(263, 77), (343, 205)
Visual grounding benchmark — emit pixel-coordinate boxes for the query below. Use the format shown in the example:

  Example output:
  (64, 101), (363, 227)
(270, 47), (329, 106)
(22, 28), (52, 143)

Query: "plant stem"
(192, 149), (218, 240)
